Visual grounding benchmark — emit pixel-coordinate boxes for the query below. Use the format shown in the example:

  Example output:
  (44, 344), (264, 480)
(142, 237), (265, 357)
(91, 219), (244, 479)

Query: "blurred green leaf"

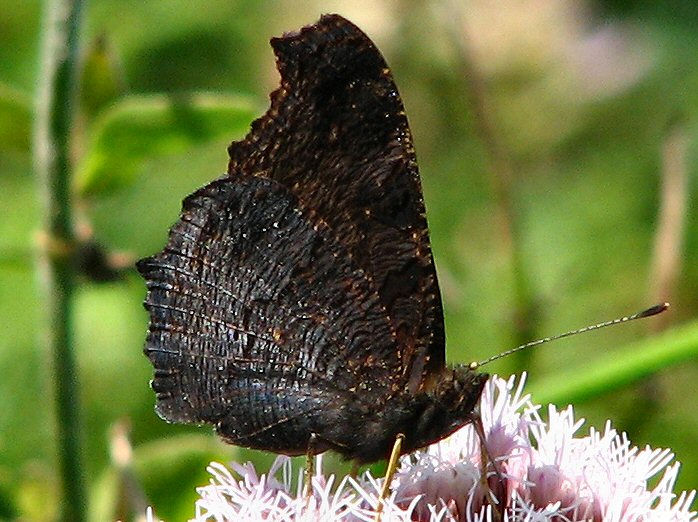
(80, 34), (125, 118)
(134, 434), (233, 522)
(90, 433), (220, 521)
(89, 465), (121, 522)
(76, 92), (258, 197)
(0, 82), (31, 154)
(15, 462), (59, 522)
(0, 474), (18, 520)
(529, 321), (698, 405)
(91, 434), (226, 522)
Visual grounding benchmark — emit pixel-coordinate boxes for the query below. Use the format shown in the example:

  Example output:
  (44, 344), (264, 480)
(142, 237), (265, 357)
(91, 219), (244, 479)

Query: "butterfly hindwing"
(139, 174), (398, 449)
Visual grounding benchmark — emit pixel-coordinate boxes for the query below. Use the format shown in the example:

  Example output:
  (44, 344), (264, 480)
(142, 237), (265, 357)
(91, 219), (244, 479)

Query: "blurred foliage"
(76, 93), (257, 196)
(1, 0), (697, 520)
(0, 83), (31, 155)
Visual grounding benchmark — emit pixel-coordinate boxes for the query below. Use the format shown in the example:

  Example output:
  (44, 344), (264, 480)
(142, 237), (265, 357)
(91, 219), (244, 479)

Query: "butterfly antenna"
(470, 302), (669, 369)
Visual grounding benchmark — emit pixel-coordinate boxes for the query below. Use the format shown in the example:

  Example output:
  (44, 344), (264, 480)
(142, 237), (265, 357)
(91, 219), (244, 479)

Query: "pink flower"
(164, 374), (695, 521)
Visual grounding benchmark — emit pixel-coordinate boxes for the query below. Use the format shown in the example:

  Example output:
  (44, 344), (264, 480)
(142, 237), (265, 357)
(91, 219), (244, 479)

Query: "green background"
(2, 1), (698, 520)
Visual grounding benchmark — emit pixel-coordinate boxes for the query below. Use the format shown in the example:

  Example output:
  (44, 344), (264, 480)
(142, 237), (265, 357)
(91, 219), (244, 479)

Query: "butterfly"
(137, 14), (488, 465)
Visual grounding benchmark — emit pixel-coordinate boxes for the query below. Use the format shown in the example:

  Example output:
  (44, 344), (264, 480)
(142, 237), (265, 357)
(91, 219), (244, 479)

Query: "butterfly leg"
(373, 432), (404, 522)
(471, 414), (505, 521)
(303, 433), (320, 498)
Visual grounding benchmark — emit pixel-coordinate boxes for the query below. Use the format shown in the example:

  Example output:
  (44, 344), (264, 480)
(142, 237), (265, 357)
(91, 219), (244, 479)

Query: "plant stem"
(34, 0), (86, 521)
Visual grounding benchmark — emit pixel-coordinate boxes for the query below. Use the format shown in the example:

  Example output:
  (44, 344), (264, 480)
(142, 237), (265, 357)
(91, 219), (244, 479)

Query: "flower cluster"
(168, 374), (695, 521)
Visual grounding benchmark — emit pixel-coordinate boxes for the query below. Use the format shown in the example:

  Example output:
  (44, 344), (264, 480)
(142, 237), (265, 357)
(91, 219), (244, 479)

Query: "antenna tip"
(638, 302), (670, 318)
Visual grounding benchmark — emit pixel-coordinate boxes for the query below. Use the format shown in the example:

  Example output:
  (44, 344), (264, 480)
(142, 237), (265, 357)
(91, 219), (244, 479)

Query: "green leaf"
(528, 320), (698, 405)
(76, 92), (258, 197)
(0, 82), (31, 154)
(135, 435), (232, 522)
(90, 434), (228, 522)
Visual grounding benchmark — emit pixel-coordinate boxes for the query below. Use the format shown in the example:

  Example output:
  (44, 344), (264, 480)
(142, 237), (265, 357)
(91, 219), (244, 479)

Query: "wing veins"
(145, 302), (278, 344)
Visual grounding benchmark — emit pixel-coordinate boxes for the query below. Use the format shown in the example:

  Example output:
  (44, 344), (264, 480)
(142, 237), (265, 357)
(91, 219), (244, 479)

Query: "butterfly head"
(431, 366), (489, 419)
(397, 366), (488, 456)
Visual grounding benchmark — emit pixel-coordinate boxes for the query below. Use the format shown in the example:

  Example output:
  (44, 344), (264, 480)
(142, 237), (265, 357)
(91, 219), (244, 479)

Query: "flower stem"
(33, 0), (86, 520)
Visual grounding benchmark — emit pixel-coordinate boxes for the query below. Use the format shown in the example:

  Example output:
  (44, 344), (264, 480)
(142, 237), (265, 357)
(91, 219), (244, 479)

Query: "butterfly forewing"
(228, 15), (445, 385)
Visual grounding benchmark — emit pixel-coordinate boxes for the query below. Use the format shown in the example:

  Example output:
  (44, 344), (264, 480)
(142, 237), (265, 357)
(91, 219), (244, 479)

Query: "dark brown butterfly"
(137, 14), (487, 464)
